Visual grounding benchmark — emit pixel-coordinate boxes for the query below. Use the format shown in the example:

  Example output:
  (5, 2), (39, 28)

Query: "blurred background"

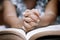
(0, 0), (60, 25)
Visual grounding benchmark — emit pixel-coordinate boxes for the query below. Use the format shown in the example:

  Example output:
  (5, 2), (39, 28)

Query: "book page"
(26, 25), (60, 40)
(0, 28), (26, 40)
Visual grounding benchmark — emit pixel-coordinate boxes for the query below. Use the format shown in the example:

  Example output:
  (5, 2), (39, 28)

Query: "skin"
(3, 0), (58, 32)
(3, 0), (23, 28)
(23, 0), (58, 31)
(23, 9), (40, 31)
(3, 0), (37, 31)
(24, 0), (36, 9)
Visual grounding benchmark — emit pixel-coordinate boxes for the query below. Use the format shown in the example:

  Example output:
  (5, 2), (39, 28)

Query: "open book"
(0, 25), (60, 40)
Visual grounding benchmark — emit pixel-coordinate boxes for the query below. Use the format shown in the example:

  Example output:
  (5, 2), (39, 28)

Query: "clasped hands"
(22, 9), (41, 32)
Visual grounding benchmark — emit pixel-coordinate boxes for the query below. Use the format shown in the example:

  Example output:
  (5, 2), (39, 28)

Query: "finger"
(31, 9), (40, 17)
(24, 21), (32, 30)
(23, 9), (31, 17)
(29, 22), (38, 27)
(23, 17), (34, 23)
(29, 15), (40, 22)
(24, 11), (40, 23)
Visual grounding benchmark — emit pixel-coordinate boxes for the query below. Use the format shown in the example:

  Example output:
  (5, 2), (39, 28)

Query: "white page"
(26, 25), (60, 40)
(0, 28), (26, 40)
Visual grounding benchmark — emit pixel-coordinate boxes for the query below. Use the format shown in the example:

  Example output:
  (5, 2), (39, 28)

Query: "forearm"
(39, 0), (58, 26)
(3, 0), (17, 17)
(3, 0), (22, 28)
(39, 14), (56, 27)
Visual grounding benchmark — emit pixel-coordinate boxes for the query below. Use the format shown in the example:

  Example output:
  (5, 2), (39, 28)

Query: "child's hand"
(23, 9), (40, 31)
